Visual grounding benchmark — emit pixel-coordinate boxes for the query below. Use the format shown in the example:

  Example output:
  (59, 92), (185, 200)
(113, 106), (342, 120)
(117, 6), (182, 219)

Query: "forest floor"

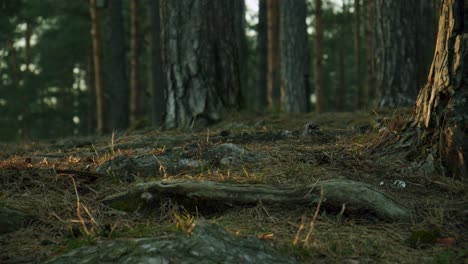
(0, 110), (467, 263)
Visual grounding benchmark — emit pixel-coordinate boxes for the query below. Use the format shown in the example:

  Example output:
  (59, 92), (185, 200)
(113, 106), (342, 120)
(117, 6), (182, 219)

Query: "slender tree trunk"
(406, 0), (468, 178)
(7, 38), (24, 139)
(130, 0), (141, 123)
(160, 0), (243, 129)
(86, 46), (96, 135)
(354, 0), (362, 110)
(364, 0), (374, 105)
(337, 1), (347, 112)
(257, 0), (268, 111)
(235, 1), (248, 110)
(338, 47), (345, 112)
(148, 0), (166, 126)
(314, 0), (325, 113)
(24, 22), (31, 72)
(107, 0), (129, 130)
(89, 0), (105, 134)
(280, 0), (310, 113)
(267, 0), (281, 110)
(22, 22), (32, 139)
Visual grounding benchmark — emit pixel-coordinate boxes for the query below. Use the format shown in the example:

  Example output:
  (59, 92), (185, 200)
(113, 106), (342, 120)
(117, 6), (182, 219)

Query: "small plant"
(293, 187), (323, 248)
(173, 210), (196, 234)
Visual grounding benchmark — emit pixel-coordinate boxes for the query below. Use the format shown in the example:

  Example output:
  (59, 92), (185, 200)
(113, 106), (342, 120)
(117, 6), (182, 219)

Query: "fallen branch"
(102, 179), (413, 222)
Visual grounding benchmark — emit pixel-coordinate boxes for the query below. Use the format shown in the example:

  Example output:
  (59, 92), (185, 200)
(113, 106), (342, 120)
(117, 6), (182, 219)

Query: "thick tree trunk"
(414, 0), (439, 89)
(354, 0), (362, 110)
(373, 0), (437, 108)
(89, 0), (105, 134)
(374, 0), (417, 107)
(280, 0), (310, 113)
(314, 0), (325, 113)
(408, 0), (468, 178)
(107, 0), (129, 131)
(257, 0), (268, 111)
(130, 0), (142, 123)
(267, 0), (282, 110)
(160, 0), (243, 129)
(148, 0), (166, 126)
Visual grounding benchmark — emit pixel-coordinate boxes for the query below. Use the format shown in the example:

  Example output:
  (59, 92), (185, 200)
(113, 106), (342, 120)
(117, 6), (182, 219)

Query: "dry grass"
(0, 110), (467, 263)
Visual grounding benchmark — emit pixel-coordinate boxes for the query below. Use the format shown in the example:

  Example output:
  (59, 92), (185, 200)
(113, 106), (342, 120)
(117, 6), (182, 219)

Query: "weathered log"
(103, 179), (412, 222)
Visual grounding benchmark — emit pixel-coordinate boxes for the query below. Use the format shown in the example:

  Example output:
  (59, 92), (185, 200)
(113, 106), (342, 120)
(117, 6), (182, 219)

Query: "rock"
(45, 221), (298, 264)
(95, 143), (263, 179)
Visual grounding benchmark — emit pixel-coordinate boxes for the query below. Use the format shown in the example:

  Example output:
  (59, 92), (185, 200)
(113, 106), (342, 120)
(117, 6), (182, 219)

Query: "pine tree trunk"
(130, 0), (141, 123)
(257, 0), (268, 111)
(22, 22), (32, 140)
(234, 1), (248, 110)
(337, 1), (348, 112)
(85, 46), (96, 135)
(408, 0), (468, 178)
(107, 0), (129, 130)
(267, 0), (281, 110)
(148, 0), (166, 126)
(280, 0), (310, 113)
(338, 46), (345, 112)
(364, 0), (374, 104)
(160, 0), (243, 129)
(314, 0), (325, 113)
(414, 0), (439, 89)
(354, 0), (362, 110)
(373, 1), (419, 107)
(89, 0), (105, 134)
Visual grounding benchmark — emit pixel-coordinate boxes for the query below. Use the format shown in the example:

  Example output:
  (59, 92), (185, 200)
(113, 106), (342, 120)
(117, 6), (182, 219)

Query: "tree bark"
(314, 0), (325, 113)
(160, 0), (243, 129)
(107, 0), (129, 131)
(280, 0), (310, 113)
(364, 0), (374, 105)
(408, 0), (468, 178)
(22, 22), (32, 140)
(354, 0), (362, 110)
(130, 0), (142, 123)
(148, 0), (166, 126)
(257, 0), (268, 111)
(267, 0), (282, 110)
(373, 1), (437, 108)
(373, 0), (423, 108)
(103, 179), (413, 222)
(85, 46), (96, 134)
(337, 1), (348, 112)
(89, 0), (105, 134)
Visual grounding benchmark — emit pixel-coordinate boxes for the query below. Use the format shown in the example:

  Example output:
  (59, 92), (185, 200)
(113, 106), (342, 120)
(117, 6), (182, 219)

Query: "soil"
(1, 110), (467, 263)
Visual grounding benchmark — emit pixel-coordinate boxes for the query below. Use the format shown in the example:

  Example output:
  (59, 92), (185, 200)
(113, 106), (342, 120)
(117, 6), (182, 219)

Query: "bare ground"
(1, 110), (467, 263)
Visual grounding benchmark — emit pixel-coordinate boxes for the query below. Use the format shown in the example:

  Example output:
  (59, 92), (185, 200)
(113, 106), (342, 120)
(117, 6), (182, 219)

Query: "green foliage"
(407, 228), (441, 248)
(433, 249), (467, 264)
(0, 0), (91, 141)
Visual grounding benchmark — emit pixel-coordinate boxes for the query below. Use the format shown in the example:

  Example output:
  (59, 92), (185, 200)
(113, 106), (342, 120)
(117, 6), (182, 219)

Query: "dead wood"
(103, 179), (413, 222)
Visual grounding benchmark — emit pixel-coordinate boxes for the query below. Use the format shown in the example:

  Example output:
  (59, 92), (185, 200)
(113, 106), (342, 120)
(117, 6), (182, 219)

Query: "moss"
(407, 228), (441, 248)
(53, 236), (97, 255)
(110, 223), (177, 239)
